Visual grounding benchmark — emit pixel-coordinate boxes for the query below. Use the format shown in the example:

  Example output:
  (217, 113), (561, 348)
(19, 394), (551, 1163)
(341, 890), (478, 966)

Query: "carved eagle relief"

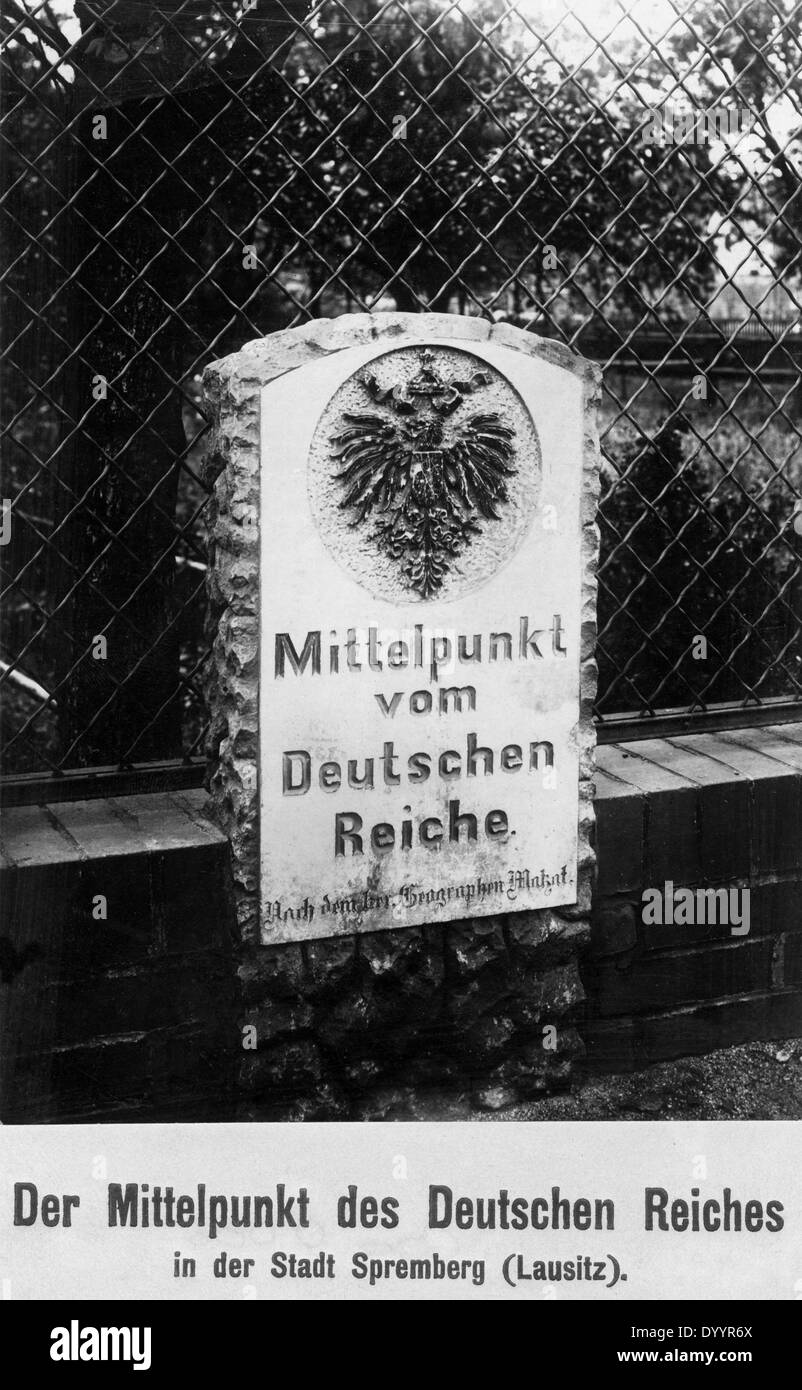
(331, 350), (517, 598)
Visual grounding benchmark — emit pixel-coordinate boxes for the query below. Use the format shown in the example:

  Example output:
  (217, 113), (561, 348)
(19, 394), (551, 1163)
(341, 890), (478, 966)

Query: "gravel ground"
(479, 1039), (802, 1121)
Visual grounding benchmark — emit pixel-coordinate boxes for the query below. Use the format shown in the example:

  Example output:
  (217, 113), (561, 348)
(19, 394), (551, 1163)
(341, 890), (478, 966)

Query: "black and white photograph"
(1, 0), (801, 1325)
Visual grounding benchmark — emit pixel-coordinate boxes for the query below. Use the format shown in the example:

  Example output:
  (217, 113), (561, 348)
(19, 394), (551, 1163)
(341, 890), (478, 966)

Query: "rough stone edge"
(201, 312), (602, 944)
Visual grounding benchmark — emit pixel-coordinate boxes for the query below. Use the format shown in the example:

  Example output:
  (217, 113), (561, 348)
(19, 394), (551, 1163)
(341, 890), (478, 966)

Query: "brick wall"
(0, 792), (237, 1122)
(2, 724), (801, 1121)
(586, 724), (802, 1069)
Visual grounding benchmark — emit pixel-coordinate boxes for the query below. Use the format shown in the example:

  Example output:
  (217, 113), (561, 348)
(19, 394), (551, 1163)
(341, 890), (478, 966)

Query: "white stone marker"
(203, 314), (600, 943)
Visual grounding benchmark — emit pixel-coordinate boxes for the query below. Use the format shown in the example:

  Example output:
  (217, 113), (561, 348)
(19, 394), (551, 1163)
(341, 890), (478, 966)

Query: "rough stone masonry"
(202, 312), (601, 1118)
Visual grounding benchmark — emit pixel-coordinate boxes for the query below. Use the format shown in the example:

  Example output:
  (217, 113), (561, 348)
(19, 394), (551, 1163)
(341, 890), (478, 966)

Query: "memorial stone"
(203, 313), (600, 1114)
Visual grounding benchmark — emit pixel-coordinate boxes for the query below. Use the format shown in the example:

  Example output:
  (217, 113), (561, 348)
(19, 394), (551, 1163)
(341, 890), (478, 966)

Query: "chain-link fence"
(3, 0), (802, 792)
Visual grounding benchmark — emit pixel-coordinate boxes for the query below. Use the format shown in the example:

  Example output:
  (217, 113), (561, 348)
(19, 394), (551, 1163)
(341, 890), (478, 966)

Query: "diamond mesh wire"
(2, 0), (801, 780)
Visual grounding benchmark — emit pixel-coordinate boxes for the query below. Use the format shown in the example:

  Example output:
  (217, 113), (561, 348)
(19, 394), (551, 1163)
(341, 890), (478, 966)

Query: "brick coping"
(2, 724), (801, 871)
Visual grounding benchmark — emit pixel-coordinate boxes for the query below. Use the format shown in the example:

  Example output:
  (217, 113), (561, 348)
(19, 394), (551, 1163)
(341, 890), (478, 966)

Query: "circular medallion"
(308, 343), (540, 603)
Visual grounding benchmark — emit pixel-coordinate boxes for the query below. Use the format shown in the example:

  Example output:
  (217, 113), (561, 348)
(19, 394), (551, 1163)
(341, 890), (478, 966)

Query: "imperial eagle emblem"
(331, 350), (516, 598)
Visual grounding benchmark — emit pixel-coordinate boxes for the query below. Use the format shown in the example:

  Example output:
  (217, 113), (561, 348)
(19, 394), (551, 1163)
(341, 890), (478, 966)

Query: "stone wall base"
(238, 908), (588, 1119)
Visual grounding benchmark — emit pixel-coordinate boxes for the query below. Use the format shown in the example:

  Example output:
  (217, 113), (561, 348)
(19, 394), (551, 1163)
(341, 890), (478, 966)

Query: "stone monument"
(203, 313), (600, 1116)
